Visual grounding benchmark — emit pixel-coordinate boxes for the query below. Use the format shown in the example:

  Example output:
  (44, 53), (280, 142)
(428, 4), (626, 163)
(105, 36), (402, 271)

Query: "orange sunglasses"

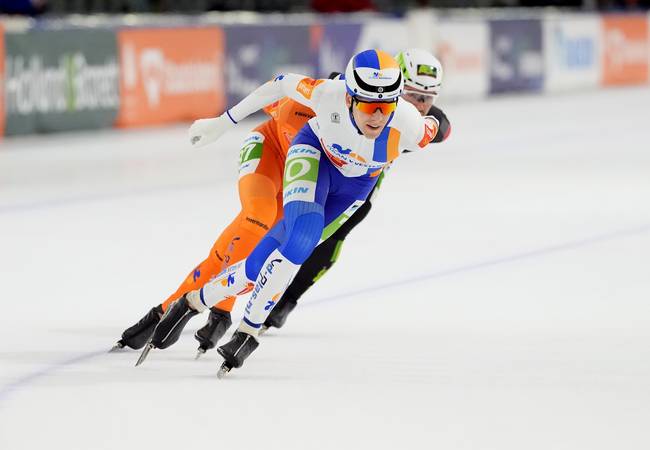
(353, 98), (398, 115)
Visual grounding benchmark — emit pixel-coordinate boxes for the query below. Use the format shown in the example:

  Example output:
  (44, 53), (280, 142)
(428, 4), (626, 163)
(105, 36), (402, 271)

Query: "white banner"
(354, 19), (410, 57)
(433, 20), (489, 101)
(544, 14), (601, 93)
(404, 9), (436, 53)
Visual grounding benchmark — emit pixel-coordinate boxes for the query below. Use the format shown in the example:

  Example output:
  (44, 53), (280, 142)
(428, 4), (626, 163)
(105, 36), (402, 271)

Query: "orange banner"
(0, 25), (5, 137)
(116, 27), (226, 127)
(602, 15), (649, 86)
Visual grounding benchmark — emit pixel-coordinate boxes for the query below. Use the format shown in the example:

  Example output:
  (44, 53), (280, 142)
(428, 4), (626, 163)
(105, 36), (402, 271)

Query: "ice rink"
(1, 87), (649, 450)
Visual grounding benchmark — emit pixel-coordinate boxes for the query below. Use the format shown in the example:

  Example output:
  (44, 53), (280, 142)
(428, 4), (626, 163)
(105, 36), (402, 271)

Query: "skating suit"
(161, 99), (315, 312)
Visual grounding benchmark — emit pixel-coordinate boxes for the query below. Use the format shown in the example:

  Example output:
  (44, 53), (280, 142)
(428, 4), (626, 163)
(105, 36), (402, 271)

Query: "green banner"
(4, 29), (119, 135)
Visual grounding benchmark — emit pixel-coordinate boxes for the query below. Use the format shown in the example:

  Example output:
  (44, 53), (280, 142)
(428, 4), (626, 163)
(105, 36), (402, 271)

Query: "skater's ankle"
(210, 306), (231, 317)
(237, 321), (260, 337)
(185, 291), (208, 313)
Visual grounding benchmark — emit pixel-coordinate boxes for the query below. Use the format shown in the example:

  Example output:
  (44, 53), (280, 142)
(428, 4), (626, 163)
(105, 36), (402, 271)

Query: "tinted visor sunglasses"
(402, 88), (436, 104)
(353, 97), (398, 115)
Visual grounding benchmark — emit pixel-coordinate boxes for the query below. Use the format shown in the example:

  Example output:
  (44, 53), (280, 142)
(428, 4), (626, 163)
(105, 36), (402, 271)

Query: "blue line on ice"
(0, 350), (109, 408)
(304, 222), (650, 307)
(0, 222), (648, 408)
(0, 181), (215, 215)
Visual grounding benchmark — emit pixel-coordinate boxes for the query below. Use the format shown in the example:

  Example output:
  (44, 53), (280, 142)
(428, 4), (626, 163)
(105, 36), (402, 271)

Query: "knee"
(245, 234), (281, 280)
(281, 213), (323, 264)
(280, 201), (324, 265)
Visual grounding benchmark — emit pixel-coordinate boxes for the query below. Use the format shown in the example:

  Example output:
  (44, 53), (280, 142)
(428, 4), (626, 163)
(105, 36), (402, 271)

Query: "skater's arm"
(229, 74), (324, 122)
(427, 104), (451, 143)
(416, 115), (439, 149)
(391, 102), (439, 154)
(400, 105), (451, 154)
(399, 103), (439, 152)
(189, 74), (325, 148)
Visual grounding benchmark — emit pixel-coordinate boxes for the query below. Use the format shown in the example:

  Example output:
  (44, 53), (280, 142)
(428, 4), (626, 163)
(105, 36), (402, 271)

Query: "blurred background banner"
(601, 15), (649, 86)
(3, 29), (119, 136)
(312, 22), (362, 78)
(224, 24), (316, 105)
(489, 19), (544, 95)
(435, 19), (490, 101)
(116, 27), (226, 128)
(0, 9), (649, 136)
(543, 14), (601, 93)
(354, 18), (409, 57)
(0, 24), (4, 138)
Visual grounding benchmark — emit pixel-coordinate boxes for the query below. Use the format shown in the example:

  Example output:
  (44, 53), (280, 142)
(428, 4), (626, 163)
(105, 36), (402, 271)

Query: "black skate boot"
(135, 295), (199, 366)
(111, 304), (163, 351)
(261, 296), (297, 334)
(216, 331), (259, 378)
(194, 307), (232, 359)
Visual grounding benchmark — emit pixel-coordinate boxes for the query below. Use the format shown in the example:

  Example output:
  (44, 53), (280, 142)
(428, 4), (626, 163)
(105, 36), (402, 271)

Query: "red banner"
(116, 27), (226, 127)
(602, 15), (649, 86)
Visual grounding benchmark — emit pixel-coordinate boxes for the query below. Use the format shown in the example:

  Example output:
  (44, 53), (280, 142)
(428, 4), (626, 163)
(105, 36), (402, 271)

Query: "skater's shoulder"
(395, 99), (423, 122)
(264, 97), (315, 122)
(289, 76), (337, 100)
(391, 100), (425, 134)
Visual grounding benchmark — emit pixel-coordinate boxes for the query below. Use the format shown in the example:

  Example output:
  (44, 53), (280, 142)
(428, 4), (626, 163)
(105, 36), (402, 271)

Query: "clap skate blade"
(109, 340), (125, 352)
(135, 342), (154, 367)
(217, 362), (232, 379)
(195, 347), (207, 360)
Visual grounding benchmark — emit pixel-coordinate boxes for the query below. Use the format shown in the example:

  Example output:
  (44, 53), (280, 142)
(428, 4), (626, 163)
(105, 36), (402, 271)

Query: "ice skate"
(260, 296), (297, 334)
(111, 304), (164, 351)
(216, 331), (259, 377)
(135, 295), (198, 366)
(150, 295), (199, 349)
(194, 307), (232, 359)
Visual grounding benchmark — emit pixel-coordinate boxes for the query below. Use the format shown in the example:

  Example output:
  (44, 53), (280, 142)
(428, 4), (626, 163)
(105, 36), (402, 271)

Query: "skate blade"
(109, 341), (125, 353)
(216, 362), (231, 379)
(195, 348), (206, 360)
(135, 342), (154, 366)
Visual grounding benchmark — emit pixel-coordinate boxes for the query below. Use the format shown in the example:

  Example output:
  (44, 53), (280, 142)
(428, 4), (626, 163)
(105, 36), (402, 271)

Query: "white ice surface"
(1, 87), (649, 450)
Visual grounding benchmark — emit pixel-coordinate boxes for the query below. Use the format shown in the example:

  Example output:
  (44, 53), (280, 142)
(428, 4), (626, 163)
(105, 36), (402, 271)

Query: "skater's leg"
(238, 130), (381, 333)
(190, 221), (286, 310)
(131, 125), (283, 356)
(217, 126), (381, 372)
(162, 126), (283, 313)
(238, 138), (331, 334)
(216, 195), (328, 370)
(265, 170), (381, 330)
(262, 201), (371, 330)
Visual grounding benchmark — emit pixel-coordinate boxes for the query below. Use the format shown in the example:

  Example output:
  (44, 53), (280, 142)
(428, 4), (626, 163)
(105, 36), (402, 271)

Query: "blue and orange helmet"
(344, 49), (404, 102)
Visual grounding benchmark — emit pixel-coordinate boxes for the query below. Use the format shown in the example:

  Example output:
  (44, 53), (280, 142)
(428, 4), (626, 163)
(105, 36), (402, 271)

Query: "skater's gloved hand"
(188, 114), (235, 148)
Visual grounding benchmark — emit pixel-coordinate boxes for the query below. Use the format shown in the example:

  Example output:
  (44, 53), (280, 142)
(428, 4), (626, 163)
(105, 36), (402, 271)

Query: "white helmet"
(344, 49), (404, 102)
(395, 48), (443, 100)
